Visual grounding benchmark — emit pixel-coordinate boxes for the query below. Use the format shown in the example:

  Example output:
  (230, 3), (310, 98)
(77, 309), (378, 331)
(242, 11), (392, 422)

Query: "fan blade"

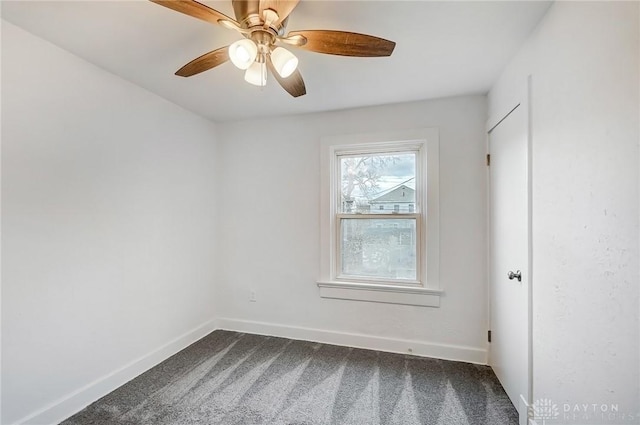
(259, 0), (299, 23)
(175, 46), (230, 77)
(150, 0), (237, 27)
(285, 30), (395, 57)
(232, 0), (260, 22)
(267, 56), (306, 97)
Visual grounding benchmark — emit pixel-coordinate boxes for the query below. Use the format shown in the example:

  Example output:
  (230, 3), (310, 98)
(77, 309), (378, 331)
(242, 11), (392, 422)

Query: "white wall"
(489, 1), (639, 417)
(1, 22), (219, 424)
(216, 95), (489, 362)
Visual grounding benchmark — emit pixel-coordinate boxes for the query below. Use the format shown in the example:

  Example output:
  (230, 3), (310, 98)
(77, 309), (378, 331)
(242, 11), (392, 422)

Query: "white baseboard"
(13, 317), (486, 425)
(12, 318), (218, 425)
(217, 318), (487, 365)
(519, 394), (530, 425)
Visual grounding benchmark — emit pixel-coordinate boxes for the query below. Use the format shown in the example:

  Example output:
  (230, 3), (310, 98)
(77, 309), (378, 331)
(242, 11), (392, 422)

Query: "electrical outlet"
(249, 290), (256, 302)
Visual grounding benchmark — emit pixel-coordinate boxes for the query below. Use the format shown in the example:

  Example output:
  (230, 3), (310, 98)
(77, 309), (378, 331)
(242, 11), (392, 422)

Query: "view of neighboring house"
(369, 181), (415, 213)
(342, 180), (416, 214)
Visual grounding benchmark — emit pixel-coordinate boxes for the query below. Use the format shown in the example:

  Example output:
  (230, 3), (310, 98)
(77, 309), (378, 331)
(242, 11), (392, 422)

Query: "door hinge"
(488, 330), (492, 343)
(486, 154), (491, 166)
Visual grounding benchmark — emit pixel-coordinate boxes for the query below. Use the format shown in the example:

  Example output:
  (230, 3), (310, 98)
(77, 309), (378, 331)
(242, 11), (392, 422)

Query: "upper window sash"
(334, 144), (424, 217)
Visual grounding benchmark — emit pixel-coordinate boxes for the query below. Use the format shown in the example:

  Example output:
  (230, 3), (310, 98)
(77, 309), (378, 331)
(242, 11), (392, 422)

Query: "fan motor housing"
(238, 12), (288, 37)
(249, 29), (276, 48)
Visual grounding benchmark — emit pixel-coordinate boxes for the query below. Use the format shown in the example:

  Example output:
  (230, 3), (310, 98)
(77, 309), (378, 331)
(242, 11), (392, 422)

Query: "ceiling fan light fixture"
(150, 0), (396, 98)
(229, 39), (258, 70)
(244, 60), (267, 86)
(271, 47), (298, 78)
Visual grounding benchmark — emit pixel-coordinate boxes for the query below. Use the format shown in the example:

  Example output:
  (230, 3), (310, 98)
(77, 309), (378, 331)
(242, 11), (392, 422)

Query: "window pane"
(339, 153), (416, 214)
(340, 218), (416, 280)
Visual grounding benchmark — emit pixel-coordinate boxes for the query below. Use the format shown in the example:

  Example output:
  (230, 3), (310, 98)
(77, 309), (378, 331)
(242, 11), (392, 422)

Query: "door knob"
(507, 270), (522, 282)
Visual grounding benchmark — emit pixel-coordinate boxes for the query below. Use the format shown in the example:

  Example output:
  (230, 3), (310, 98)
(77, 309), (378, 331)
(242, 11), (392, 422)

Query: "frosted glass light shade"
(271, 47), (298, 78)
(229, 39), (258, 70)
(244, 61), (266, 86)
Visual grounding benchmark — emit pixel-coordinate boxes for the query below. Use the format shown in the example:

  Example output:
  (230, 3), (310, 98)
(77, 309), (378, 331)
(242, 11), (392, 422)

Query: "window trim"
(318, 128), (441, 307)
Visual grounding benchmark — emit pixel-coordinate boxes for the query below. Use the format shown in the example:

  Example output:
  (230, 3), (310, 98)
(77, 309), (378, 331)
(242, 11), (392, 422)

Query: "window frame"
(318, 128), (442, 307)
(335, 148), (422, 285)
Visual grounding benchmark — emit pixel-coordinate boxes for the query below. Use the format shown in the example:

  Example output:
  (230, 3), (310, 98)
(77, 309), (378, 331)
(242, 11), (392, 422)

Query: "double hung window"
(318, 129), (441, 307)
(337, 150), (420, 284)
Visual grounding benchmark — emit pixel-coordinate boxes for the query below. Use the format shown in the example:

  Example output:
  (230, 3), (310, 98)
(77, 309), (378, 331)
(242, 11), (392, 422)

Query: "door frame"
(486, 75), (533, 424)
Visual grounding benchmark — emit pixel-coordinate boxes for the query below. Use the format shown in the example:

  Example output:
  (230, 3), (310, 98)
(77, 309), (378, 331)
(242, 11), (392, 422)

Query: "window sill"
(316, 280), (442, 307)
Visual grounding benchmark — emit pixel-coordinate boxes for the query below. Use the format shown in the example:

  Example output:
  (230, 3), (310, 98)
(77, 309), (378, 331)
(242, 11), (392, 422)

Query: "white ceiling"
(1, 1), (551, 122)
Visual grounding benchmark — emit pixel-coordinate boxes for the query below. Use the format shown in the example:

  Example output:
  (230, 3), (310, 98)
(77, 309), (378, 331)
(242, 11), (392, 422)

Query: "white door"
(489, 102), (530, 423)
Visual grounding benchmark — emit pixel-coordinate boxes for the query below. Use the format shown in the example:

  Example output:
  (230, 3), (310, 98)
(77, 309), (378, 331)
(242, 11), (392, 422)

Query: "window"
(318, 128), (441, 307)
(338, 151), (418, 282)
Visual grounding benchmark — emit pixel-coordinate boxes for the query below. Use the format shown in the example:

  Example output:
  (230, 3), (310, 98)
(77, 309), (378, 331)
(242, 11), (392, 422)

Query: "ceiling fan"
(149, 0), (396, 97)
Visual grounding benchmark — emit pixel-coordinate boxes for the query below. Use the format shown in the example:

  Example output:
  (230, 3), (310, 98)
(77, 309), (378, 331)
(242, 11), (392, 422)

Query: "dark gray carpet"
(61, 330), (518, 425)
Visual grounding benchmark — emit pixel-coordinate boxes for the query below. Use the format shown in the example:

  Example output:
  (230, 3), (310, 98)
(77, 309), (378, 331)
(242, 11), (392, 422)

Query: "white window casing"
(318, 128), (441, 307)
